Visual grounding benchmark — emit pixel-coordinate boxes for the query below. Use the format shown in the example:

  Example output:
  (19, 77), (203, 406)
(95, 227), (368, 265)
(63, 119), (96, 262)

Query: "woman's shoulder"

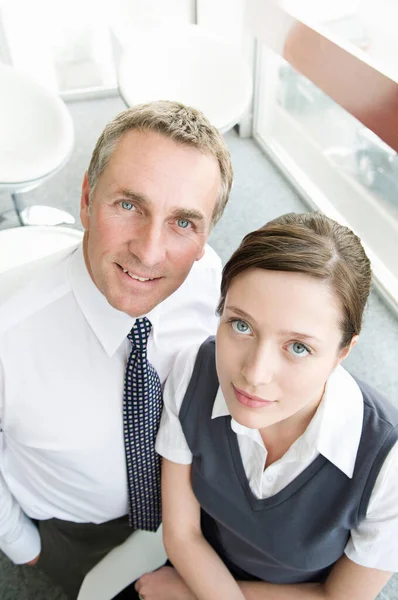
(173, 337), (215, 378)
(164, 337), (215, 414)
(335, 365), (398, 426)
(352, 374), (398, 430)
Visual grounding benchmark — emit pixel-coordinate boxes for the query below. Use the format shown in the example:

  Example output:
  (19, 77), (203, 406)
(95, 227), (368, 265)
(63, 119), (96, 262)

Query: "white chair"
(77, 527), (167, 600)
(0, 225), (82, 274)
(112, 24), (253, 133)
(0, 63), (75, 226)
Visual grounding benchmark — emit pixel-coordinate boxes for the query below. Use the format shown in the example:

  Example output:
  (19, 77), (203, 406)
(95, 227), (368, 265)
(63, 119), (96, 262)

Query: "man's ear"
(80, 172), (91, 231)
(195, 246), (206, 261)
(337, 334), (359, 365)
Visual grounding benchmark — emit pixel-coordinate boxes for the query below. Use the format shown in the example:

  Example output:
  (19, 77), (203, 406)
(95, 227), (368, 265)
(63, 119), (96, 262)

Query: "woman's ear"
(337, 334), (359, 365)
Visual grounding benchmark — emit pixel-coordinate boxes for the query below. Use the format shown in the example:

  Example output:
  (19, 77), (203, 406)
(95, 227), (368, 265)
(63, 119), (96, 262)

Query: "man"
(0, 100), (233, 598)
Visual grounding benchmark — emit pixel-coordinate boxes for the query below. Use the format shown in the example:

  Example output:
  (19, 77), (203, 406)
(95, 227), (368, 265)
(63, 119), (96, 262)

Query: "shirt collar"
(211, 387), (264, 445)
(68, 244), (161, 357)
(314, 365), (363, 478)
(211, 365), (364, 478)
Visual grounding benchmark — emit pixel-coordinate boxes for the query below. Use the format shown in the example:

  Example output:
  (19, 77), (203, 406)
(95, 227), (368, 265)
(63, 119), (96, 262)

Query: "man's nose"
(129, 221), (166, 269)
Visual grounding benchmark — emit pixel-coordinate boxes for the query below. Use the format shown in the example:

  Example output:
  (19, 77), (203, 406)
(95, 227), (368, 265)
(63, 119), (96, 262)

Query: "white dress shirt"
(156, 342), (398, 572)
(0, 243), (221, 564)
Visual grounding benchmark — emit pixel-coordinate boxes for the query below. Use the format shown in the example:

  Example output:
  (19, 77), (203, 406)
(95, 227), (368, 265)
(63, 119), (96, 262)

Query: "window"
(249, 0), (398, 309)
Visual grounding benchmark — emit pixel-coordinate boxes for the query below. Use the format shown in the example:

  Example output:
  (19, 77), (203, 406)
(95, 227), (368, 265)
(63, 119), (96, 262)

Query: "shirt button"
(267, 476), (273, 483)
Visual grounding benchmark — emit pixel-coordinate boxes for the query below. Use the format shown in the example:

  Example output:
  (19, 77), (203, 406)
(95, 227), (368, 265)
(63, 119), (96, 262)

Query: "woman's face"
(216, 268), (356, 431)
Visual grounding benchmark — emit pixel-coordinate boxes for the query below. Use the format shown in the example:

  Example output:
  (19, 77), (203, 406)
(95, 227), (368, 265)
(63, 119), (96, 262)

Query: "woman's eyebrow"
(225, 306), (256, 323)
(278, 330), (322, 343)
(225, 307), (322, 343)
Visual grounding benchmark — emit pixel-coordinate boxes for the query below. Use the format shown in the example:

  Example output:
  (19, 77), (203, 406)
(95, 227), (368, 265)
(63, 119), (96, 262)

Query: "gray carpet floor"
(0, 96), (397, 599)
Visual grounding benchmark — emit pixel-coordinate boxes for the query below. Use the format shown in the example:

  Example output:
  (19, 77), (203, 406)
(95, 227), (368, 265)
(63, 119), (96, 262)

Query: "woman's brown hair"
(218, 212), (372, 348)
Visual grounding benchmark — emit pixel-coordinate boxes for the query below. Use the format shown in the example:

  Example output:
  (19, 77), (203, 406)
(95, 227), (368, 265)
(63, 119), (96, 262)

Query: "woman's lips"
(233, 385), (276, 409)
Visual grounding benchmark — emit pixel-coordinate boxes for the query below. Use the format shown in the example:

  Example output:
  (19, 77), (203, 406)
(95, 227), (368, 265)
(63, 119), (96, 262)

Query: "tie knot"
(127, 317), (152, 351)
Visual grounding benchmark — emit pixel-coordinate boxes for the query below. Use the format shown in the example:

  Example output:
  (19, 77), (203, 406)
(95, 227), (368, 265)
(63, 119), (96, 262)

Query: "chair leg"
(9, 191), (76, 226)
(11, 192), (25, 226)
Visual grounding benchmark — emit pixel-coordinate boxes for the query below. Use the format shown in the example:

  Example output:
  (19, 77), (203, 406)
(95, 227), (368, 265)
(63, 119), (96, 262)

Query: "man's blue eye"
(121, 201), (134, 210)
(177, 219), (190, 229)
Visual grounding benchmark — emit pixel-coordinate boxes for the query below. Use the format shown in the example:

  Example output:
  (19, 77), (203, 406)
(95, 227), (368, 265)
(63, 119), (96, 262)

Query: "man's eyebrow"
(169, 208), (205, 222)
(120, 189), (205, 222)
(120, 189), (151, 205)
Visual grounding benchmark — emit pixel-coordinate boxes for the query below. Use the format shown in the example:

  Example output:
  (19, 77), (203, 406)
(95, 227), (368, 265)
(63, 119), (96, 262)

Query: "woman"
(137, 212), (397, 600)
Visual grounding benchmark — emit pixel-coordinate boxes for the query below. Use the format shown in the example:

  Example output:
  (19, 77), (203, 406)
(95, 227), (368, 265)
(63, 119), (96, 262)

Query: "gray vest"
(179, 337), (398, 584)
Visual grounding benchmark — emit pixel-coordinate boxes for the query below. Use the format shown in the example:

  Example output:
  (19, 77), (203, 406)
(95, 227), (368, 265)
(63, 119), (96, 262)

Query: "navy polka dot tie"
(123, 317), (162, 531)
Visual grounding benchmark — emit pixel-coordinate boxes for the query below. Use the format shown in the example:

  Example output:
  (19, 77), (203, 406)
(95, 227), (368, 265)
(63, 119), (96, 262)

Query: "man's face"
(80, 130), (221, 317)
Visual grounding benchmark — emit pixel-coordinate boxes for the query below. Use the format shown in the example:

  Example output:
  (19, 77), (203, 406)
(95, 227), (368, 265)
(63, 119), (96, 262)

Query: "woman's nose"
(241, 345), (276, 388)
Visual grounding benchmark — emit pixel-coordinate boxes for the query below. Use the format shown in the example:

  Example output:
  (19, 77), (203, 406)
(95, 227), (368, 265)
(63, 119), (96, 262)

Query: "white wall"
(0, 0), (196, 92)
(113, 0), (195, 27)
(0, 0), (255, 110)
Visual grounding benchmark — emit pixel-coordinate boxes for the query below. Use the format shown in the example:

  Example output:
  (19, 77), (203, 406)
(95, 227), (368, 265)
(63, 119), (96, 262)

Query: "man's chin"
(103, 274), (183, 316)
(107, 296), (157, 318)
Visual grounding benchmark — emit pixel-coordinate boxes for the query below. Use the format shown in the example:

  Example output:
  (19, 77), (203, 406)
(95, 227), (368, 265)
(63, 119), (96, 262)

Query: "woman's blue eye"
(121, 201), (134, 211)
(288, 342), (310, 357)
(177, 218), (190, 229)
(231, 319), (251, 335)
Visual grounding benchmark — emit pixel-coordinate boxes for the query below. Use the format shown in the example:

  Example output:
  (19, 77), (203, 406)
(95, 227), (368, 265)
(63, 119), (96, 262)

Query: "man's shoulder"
(184, 243), (222, 285)
(166, 243), (221, 309)
(0, 244), (79, 335)
(153, 244), (221, 343)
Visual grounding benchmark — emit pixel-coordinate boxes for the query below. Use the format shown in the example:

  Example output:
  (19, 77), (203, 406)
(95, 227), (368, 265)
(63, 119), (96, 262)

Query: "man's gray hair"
(87, 100), (233, 225)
